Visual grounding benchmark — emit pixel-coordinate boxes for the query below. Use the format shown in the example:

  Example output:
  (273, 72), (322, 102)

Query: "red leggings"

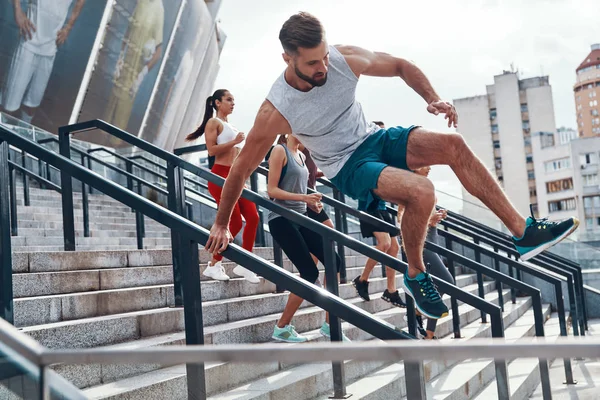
(208, 164), (259, 261)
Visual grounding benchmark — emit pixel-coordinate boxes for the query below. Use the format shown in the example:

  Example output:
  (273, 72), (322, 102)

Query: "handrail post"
(135, 181), (144, 250)
(532, 292), (552, 399)
(166, 162), (185, 307)
(9, 163), (17, 236)
(445, 238), (461, 338)
(273, 242), (285, 293)
(250, 172), (265, 247)
(555, 283), (576, 385)
(323, 237), (349, 399)
(181, 237), (207, 399)
(404, 360), (426, 400)
(86, 156), (94, 195)
(58, 126), (76, 251)
(0, 140), (14, 324)
(490, 310), (509, 399)
(473, 239), (487, 323)
(80, 154), (90, 238)
(21, 150), (30, 206)
(37, 158), (45, 189)
(493, 246), (504, 311)
(332, 188), (347, 284)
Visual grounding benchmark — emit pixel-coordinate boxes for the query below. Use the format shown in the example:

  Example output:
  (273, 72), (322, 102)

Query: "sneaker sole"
(401, 279), (449, 320)
(271, 335), (307, 343)
(203, 271), (230, 281)
(381, 296), (407, 308)
(519, 218), (579, 261)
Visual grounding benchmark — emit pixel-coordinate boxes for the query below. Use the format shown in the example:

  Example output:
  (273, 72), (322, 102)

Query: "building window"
(495, 157), (502, 171)
(546, 178), (574, 193)
(582, 174), (599, 186)
(548, 198), (576, 212)
(580, 152), (599, 166)
(592, 109), (599, 116)
(524, 136), (532, 146)
(521, 104), (528, 113)
(526, 155), (533, 163)
(493, 140), (500, 149)
(522, 120), (530, 130)
(529, 188), (537, 197)
(491, 124), (499, 134)
(545, 157), (571, 173)
(528, 171), (535, 180)
(489, 109), (497, 120)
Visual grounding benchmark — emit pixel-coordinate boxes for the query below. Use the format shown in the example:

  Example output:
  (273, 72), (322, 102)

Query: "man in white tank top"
(206, 12), (579, 320)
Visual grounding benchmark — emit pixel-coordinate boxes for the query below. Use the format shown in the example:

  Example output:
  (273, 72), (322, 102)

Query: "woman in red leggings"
(186, 89), (260, 283)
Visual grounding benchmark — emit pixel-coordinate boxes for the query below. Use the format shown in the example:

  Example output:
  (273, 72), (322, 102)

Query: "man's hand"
(304, 193), (323, 212)
(15, 8), (35, 40)
(427, 100), (458, 128)
(205, 224), (233, 255)
(56, 26), (71, 46)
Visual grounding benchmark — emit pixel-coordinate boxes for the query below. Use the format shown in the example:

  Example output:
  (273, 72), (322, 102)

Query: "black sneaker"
(402, 271), (448, 319)
(415, 315), (428, 338)
(513, 205), (579, 261)
(352, 276), (370, 301)
(381, 289), (407, 308)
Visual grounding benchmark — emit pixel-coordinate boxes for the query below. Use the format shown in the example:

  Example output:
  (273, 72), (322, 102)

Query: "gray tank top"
(266, 45), (379, 178)
(268, 144), (309, 222)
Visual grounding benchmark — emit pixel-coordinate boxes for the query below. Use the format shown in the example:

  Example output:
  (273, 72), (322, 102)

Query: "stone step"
(421, 304), (553, 400)
(13, 271), (476, 327)
(14, 228), (171, 238)
(11, 256), (379, 298)
(12, 244), (173, 252)
(11, 248), (370, 273)
(17, 206), (135, 218)
(17, 200), (133, 211)
(11, 236), (172, 247)
(80, 283), (503, 397)
(322, 296), (540, 400)
(473, 312), (563, 400)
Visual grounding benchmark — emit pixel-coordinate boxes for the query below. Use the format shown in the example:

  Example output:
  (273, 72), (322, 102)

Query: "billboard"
(0, 0), (108, 134)
(140, 0), (215, 150)
(76, 0), (183, 147)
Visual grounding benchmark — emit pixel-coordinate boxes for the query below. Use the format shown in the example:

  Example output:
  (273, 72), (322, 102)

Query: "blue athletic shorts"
(330, 125), (418, 210)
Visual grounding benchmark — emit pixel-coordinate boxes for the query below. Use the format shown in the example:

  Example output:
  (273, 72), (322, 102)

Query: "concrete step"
(11, 236), (172, 247)
(17, 207), (135, 218)
(16, 200), (132, 211)
(421, 304), (552, 400)
(14, 228), (170, 238)
(77, 280), (496, 394)
(331, 296), (540, 400)
(12, 244), (173, 252)
(474, 312), (564, 400)
(13, 220), (167, 230)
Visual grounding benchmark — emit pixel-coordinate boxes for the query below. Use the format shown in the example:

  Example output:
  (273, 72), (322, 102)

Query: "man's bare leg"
(385, 237), (400, 292)
(359, 231), (391, 282)
(373, 168), (434, 277)
(405, 128), (526, 237)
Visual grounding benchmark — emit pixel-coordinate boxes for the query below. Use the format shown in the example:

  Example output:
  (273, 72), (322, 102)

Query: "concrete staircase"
(12, 186), (171, 252)
(7, 185), (590, 399)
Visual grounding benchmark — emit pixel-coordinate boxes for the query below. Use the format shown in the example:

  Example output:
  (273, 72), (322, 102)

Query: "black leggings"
(268, 216), (341, 284)
(423, 227), (455, 332)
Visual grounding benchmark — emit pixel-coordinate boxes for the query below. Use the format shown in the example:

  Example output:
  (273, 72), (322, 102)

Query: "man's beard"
(295, 66), (328, 87)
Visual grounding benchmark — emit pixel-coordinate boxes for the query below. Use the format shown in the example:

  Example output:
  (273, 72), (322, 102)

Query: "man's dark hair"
(372, 121), (385, 128)
(279, 12), (325, 55)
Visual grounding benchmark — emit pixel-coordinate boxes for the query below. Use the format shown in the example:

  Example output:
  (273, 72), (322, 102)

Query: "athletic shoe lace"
(420, 273), (441, 302)
(528, 204), (555, 229)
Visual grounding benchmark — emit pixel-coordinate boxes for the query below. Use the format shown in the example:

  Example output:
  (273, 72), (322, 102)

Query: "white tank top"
(215, 117), (245, 149)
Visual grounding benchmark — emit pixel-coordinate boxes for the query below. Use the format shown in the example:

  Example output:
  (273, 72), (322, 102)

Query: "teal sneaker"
(513, 205), (579, 261)
(402, 271), (448, 320)
(272, 325), (308, 343)
(319, 322), (351, 342)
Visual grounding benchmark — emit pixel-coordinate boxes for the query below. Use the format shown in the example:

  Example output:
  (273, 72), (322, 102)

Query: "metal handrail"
(58, 120), (519, 398)
(1, 124), (417, 399)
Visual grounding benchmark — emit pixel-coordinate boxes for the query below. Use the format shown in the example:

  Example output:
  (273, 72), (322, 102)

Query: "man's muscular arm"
(205, 101), (291, 254)
(336, 45), (458, 128)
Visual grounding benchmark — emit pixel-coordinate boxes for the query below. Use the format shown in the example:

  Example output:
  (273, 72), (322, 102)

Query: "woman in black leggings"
(400, 166), (455, 339)
(267, 134), (349, 343)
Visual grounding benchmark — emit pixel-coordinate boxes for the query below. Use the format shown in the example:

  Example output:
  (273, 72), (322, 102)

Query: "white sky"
(213, 0), (600, 204)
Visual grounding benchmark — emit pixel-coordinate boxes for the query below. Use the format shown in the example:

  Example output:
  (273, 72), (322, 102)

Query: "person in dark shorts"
(353, 199), (406, 308)
(266, 134), (349, 343)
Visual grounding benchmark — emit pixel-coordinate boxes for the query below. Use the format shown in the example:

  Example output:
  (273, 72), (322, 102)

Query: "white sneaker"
(232, 265), (260, 284)
(203, 261), (230, 281)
